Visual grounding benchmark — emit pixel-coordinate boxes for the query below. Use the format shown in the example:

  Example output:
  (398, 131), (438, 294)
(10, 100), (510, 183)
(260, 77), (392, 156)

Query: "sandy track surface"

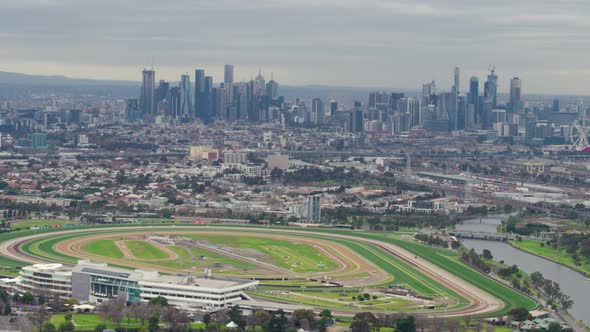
(0, 226), (506, 317)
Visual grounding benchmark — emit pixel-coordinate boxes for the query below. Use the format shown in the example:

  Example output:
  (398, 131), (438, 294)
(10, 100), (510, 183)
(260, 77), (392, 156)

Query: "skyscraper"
(369, 92), (390, 111)
(155, 80), (169, 104)
(204, 76), (213, 121)
(469, 77), (479, 105)
(312, 98), (324, 125)
(453, 67), (460, 93)
(484, 68), (498, 108)
(510, 77), (522, 113)
(168, 87), (181, 119)
(552, 99), (560, 113)
(224, 64), (234, 85)
(265, 80), (279, 99)
(179, 74), (192, 121)
(194, 69), (206, 122)
(140, 69), (155, 116)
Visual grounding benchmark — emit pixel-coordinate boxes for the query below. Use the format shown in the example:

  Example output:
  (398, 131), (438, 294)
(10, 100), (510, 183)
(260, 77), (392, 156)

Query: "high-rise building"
(484, 68), (498, 108)
(31, 133), (48, 149)
(552, 99), (560, 113)
(422, 81), (436, 105)
(255, 70), (265, 93)
(224, 64), (234, 85)
(155, 80), (169, 105)
(179, 74), (192, 121)
(265, 80), (279, 100)
(369, 92), (390, 111)
(194, 69), (206, 122)
(126, 98), (141, 122)
(168, 87), (181, 119)
(247, 80), (259, 122)
(469, 77), (479, 106)
(330, 100), (338, 118)
(305, 196), (321, 223)
(453, 67), (460, 93)
(349, 101), (364, 133)
(312, 98), (324, 125)
(510, 77), (522, 113)
(398, 98), (422, 127)
(140, 69), (155, 115)
(204, 76), (213, 121)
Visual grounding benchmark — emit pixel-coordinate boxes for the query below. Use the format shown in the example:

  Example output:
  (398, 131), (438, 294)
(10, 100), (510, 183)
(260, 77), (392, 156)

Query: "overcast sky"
(1, 0), (589, 94)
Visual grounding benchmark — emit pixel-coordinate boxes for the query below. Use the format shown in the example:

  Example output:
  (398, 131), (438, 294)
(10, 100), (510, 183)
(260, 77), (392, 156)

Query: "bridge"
(449, 231), (512, 241)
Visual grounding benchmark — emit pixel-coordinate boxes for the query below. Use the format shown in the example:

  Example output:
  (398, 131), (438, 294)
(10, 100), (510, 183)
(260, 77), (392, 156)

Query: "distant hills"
(0, 71), (138, 87)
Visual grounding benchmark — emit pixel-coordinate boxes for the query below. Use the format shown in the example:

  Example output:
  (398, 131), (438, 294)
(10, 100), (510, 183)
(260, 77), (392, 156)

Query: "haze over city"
(1, 0), (590, 94)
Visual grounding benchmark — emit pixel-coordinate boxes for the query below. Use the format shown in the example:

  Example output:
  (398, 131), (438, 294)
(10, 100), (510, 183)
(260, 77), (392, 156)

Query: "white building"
(139, 274), (258, 311)
(16, 263), (72, 298)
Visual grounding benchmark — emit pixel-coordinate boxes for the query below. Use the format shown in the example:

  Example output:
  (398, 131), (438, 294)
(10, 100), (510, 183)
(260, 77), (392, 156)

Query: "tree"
(350, 312), (381, 332)
(42, 322), (57, 332)
(229, 305), (245, 330)
(31, 306), (51, 332)
(395, 316), (416, 332)
(203, 313), (211, 330)
(482, 249), (493, 260)
(21, 292), (35, 304)
(3, 303), (11, 315)
(58, 321), (75, 332)
(213, 308), (229, 331)
(148, 314), (160, 332)
(547, 322), (564, 332)
(148, 296), (168, 306)
(250, 310), (270, 331)
(318, 309), (333, 332)
(94, 324), (107, 332)
(292, 309), (316, 329)
(507, 307), (532, 321)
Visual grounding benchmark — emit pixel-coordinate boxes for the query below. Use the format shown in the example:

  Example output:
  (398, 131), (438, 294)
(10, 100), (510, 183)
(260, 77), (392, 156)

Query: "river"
(456, 215), (590, 324)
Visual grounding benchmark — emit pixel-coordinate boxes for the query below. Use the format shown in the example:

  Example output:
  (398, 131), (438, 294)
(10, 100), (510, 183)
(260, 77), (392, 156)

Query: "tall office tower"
(247, 80), (260, 122)
(481, 99), (493, 129)
(457, 95), (467, 130)
(469, 77), (479, 124)
(213, 87), (227, 121)
(369, 92), (390, 111)
(265, 80), (279, 99)
(390, 93), (405, 112)
(552, 99), (560, 113)
(305, 196), (321, 223)
(422, 81), (436, 104)
(194, 69), (206, 122)
(330, 100), (338, 117)
(312, 98), (324, 125)
(509, 77), (522, 113)
(349, 101), (364, 132)
(126, 98), (140, 121)
(224, 64), (234, 85)
(168, 87), (181, 119)
(255, 70), (265, 93)
(179, 74), (192, 121)
(469, 77), (479, 105)
(437, 92), (458, 131)
(140, 69), (155, 115)
(398, 98), (422, 127)
(204, 76), (213, 121)
(155, 80), (169, 104)
(484, 67), (498, 108)
(453, 67), (460, 93)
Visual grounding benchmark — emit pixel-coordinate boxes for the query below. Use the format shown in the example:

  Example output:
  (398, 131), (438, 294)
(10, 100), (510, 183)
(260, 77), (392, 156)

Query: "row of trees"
(530, 272), (574, 311)
(349, 312), (496, 332)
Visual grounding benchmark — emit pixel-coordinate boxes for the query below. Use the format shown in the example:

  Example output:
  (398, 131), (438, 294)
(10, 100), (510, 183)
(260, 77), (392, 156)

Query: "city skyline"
(1, 0), (589, 94)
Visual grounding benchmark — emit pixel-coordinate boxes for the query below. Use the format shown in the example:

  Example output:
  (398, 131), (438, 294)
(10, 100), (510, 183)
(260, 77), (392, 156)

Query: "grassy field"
(354, 232), (538, 314)
(124, 240), (169, 260)
(510, 239), (590, 276)
(49, 313), (206, 331)
(81, 239), (125, 259)
(187, 234), (338, 273)
(9, 220), (74, 229)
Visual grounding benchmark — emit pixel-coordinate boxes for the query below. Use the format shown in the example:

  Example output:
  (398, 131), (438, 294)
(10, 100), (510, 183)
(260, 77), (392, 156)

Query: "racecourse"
(0, 224), (538, 317)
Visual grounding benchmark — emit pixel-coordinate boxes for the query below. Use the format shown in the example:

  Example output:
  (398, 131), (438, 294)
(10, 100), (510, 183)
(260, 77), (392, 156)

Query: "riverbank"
(508, 239), (590, 278)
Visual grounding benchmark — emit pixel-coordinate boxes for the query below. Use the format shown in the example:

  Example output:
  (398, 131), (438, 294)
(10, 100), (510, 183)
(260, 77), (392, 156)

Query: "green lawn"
(81, 240), (124, 259)
(124, 240), (169, 260)
(9, 220), (74, 229)
(187, 234), (338, 273)
(510, 239), (590, 276)
(49, 313), (206, 331)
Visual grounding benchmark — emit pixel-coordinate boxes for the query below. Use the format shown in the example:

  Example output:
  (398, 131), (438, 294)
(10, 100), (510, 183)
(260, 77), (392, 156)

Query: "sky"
(1, 0), (589, 94)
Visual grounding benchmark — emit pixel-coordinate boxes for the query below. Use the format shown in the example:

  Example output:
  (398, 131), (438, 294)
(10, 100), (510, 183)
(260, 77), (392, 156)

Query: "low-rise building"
(16, 263), (72, 298)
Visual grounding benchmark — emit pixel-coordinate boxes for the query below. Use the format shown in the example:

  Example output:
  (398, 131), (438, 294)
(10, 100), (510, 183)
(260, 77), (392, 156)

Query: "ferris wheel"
(571, 116), (589, 151)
